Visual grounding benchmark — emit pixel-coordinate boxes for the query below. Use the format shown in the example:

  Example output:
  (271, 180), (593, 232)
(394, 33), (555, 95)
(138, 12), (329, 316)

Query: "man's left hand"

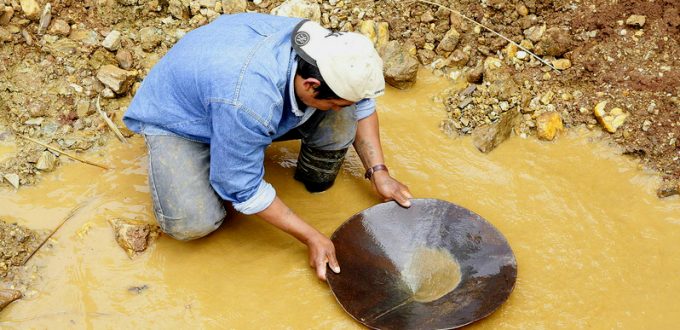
(371, 171), (413, 208)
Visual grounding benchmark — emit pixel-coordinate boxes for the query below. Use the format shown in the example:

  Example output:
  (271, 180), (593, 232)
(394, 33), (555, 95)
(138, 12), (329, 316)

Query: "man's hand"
(305, 233), (341, 281)
(371, 171), (413, 208)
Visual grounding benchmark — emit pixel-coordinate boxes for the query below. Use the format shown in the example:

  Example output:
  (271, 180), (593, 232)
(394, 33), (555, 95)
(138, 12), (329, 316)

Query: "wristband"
(364, 164), (388, 180)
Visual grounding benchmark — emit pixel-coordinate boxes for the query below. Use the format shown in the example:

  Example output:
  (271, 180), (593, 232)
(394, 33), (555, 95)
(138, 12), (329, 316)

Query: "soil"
(0, 1), (677, 282)
(0, 219), (43, 292)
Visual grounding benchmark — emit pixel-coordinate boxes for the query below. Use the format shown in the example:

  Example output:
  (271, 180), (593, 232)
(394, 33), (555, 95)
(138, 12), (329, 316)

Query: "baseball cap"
(291, 20), (385, 102)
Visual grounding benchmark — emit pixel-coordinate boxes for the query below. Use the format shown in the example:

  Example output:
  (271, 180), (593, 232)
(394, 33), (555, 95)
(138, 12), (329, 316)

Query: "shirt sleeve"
(208, 101), (276, 215)
(355, 98), (376, 120)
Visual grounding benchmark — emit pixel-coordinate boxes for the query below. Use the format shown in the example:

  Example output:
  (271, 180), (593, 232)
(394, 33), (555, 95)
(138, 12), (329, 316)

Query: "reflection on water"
(404, 247), (461, 302)
(0, 70), (678, 328)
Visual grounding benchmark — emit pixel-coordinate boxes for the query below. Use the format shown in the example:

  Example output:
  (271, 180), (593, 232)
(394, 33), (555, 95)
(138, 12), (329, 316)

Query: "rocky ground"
(0, 0), (678, 311)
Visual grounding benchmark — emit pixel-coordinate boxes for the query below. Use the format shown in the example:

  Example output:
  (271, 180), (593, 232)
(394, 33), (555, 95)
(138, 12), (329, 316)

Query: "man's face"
(294, 76), (355, 111)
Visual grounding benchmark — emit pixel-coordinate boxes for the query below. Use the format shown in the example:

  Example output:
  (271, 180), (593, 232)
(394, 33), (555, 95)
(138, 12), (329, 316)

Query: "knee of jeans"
(157, 208), (225, 241)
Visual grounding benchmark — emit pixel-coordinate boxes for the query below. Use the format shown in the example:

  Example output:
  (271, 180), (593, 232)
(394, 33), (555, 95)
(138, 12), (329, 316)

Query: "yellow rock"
(552, 58), (572, 70)
(505, 43), (518, 59)
(357, 20), (389, 49)
(357, 20), (377, 45)
(593, 101), (629, 133)
(376, 21), (389, 49)
(536, 112), (564, 141)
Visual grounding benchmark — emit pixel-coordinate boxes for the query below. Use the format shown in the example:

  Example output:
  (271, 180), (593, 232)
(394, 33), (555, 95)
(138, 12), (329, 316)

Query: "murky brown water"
(1, 71), (679, 328)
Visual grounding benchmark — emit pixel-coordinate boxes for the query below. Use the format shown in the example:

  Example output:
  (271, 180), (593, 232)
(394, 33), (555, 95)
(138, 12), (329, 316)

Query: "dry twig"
(96, 96), (128, 144)
(22, 199), (92, 265)
(18, 135), (109, 170)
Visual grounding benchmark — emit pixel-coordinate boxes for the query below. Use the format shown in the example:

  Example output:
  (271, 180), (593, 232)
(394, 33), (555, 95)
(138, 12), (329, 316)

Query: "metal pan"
(327, 198), (517, 329)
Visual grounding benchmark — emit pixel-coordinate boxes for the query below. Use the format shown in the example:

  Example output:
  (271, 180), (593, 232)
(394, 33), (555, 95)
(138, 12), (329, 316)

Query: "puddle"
(0, 70), (678, 328)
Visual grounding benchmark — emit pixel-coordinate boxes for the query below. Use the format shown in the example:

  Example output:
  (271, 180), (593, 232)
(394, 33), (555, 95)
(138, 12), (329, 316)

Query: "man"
(123, 13), (413, 280)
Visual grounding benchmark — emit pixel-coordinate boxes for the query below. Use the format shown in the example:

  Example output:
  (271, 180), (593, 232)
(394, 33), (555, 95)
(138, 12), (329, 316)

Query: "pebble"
(626, 15), (646, 28)
(102, 30), (122, 51)
(552, 58), (571, 70)
(36, 151), (57, 171)
(37, 3), (50, 34)
(515, 50), (528, 60)
(0, 6), (14, 26)
(642, 120), (652, 132)
(3, 173), (20, 189)
(20, 0), (40, 20)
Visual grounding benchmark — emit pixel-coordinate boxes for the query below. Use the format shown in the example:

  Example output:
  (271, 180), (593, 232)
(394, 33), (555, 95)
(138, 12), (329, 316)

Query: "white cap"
(291, 20), (385, 102)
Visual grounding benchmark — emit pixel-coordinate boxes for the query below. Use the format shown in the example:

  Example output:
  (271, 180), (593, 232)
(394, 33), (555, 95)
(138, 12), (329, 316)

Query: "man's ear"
(301, 78), (321, 92)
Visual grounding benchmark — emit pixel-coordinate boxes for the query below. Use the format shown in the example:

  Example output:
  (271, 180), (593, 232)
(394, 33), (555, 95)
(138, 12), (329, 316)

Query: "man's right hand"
(256, 196), (340, 281)
(305, 232), (341, 281)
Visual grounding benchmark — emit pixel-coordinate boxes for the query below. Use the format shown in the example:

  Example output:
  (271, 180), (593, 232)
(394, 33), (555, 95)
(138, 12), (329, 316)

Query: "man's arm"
(353, 111), (413, 207)
(256, 196), (340, 281)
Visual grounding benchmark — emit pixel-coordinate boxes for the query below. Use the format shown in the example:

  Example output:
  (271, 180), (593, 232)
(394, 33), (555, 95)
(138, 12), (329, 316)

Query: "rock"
(535, 27), (573, 57)
(37, 3), (50, 35)
(466, 65), (484, 83)
(436, 28), (460, 53)
(102, 30), (121, 51)
(552, 58), (571, 70)
(221, 0), (246, 14)
(516, 4), (528, 16)
(19, 0), (40, 20)
(108, 218), (159, 258)
(416, 48), (436, 65)
(139, 27), (162, 51)
(116, 49), (133, 70)
(483, 56), (503, 81)
(420, 10), (434, 23)
(101, 88), (115, 99)
(380, 40), (419, 89)
(656, 180), (679, 198)
(48, 18), (69, 36)
(524, 24), (545, 42)
(357, 20), (389, 49)
(1, 6), (14, 26)
(626, 15), (646, 28)
(76, 98), (91, 118)
(24, 117), (44, 126)
(458, 97), (473, 109)
(0, 27), (10, 43)
(515, 50), (528, 60)
(642, 119), (652, 132)
(536, 112), (564, 141)
(448, 49), (469, 67)
(0, 289), (22, 311)
(540, 91), (554, 105)
(593, 101), (629, 133)
(96, 65), (137, 94)
(472, 110), (521, 153)
(271, 0), (321, 23)
(168, 0), (190, 20)
(3, 173), (20, 189)
(36, 151), (57, 171)
(69, 29), (100, 46)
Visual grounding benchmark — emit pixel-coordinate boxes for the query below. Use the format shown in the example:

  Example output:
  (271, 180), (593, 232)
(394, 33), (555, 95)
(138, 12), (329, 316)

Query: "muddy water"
(404, 247), (462, 303)
(1, 70), (679, 328)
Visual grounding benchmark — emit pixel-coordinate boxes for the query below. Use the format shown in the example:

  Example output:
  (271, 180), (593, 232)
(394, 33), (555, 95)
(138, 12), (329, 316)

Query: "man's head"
(292, 20), (384, 111)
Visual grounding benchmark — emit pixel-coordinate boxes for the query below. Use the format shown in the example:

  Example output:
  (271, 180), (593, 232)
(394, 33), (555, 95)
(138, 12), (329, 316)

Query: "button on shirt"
(123, 13), (376, 215)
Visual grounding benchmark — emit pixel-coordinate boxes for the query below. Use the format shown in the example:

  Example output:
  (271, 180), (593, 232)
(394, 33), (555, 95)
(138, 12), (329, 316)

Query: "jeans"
(144, 106), (357, 240)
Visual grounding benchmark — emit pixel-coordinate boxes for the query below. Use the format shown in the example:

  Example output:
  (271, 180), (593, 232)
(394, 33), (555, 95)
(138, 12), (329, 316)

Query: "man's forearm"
(256, 196), (321, 244)
(353, 111), (385, 170)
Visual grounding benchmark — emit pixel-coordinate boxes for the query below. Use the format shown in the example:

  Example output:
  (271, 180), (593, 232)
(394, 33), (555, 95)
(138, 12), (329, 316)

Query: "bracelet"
(364, 164), (388, 180)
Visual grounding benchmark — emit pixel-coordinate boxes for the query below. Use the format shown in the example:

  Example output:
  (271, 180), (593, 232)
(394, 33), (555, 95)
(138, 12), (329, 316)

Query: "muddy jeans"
(145, 106), (357, 240)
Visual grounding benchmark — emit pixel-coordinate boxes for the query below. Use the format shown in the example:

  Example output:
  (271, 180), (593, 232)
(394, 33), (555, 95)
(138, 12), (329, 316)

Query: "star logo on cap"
(294, 31), (310, 46)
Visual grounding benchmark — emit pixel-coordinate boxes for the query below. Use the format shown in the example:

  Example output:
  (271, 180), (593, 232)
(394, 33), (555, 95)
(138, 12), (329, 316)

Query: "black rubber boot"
(294, 144), (348, 193)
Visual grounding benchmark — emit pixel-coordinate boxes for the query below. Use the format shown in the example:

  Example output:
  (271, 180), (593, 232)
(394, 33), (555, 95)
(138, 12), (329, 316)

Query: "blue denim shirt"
(123, 13), (376, 215)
